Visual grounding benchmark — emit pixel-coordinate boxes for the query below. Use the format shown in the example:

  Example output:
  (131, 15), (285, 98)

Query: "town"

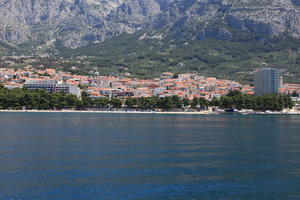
(1, 66), (300, 113)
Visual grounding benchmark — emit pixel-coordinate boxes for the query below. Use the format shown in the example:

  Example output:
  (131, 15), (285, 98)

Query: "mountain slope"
(1, 0), (300, 83)
(1, 0), (300, 50)
(0, 0), (163, 49)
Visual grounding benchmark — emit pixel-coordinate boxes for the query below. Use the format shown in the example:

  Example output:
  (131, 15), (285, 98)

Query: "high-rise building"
(254, 68), (286, 96)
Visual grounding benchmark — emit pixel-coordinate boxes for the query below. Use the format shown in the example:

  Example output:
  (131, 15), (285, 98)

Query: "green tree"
(210, 97), (220, 107)
(94, 98), (110, 108)
(110, 98), (122, 108)
(191, 98), (199, 109)
(125, 97), (138, 108)
(159, 96), (174, 110)
(182, 97), (190, 107)
(292, 91), (299, 97)
(172, 96), (182, 109)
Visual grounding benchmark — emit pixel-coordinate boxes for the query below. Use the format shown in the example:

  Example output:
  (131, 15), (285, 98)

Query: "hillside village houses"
(1, 66), (300, 102)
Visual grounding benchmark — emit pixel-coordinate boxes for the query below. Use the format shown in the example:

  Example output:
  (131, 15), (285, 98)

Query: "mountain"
(1, 0), (300, 83)
(1, 0), (300, 50)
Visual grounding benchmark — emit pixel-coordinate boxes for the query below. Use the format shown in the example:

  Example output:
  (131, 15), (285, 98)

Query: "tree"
(227, 90), (242, 97)
(292, 91), (299, 97)
(125, 97), (138, 108)
(81, 91), (93, 108)
(0, 87), (81, 110)
(110, 98), (122, 108)
(172, 96), (182, 109)
(210, 97), (220, 107)
(220, 96), (233, 108)
(94, 98), (110, 108)
(65, 94), (79, 108)
(199, 97), (209, 108)
(182, 98), (190, 107)
(159, 96), (174, 110)
(191, 98), (199, 109)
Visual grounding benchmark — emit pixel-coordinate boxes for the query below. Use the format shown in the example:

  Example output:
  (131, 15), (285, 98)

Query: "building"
(254, 68), (286, 96)
(23, 80), (81, 98)
(160, 72), (174, 80)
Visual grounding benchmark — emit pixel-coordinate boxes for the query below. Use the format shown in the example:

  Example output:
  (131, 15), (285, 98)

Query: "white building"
(23, 80), (81, 99)
(254, 68), (286, 96)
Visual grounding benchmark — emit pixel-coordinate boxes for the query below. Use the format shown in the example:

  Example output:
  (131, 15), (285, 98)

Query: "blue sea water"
(0, 113), (299, 200)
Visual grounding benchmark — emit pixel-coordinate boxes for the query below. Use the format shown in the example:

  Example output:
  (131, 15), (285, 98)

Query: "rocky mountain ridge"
(1, 0), (300, 50)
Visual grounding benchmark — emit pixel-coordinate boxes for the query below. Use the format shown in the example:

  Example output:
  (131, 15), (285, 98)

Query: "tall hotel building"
(254, 68), (285, 96)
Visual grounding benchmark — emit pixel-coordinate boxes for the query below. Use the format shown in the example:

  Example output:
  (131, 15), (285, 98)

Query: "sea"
(0, 113), (299, 200)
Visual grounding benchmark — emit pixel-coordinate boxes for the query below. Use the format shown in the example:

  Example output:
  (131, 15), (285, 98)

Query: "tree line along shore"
(0, 85), (294, 111)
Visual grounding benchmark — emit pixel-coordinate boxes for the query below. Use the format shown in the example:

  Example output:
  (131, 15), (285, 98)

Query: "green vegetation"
(0, 86), (294, 111)
(0, 41), (17, 56)
(81, 95), (194, 110)
(83, 90), (293, 111)
(0, 86), (79, 110)
(53, 32), (300, 84)
(213, 90), (294, 111)
(2, 29), (300, 84)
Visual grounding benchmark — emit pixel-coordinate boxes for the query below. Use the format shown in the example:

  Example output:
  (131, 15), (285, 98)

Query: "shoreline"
(0, 109), (211, 115)
(1, 109), (300, 115)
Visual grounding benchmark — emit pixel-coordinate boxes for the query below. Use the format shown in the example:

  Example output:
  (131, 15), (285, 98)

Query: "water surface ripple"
(0, 113), (299, 199)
